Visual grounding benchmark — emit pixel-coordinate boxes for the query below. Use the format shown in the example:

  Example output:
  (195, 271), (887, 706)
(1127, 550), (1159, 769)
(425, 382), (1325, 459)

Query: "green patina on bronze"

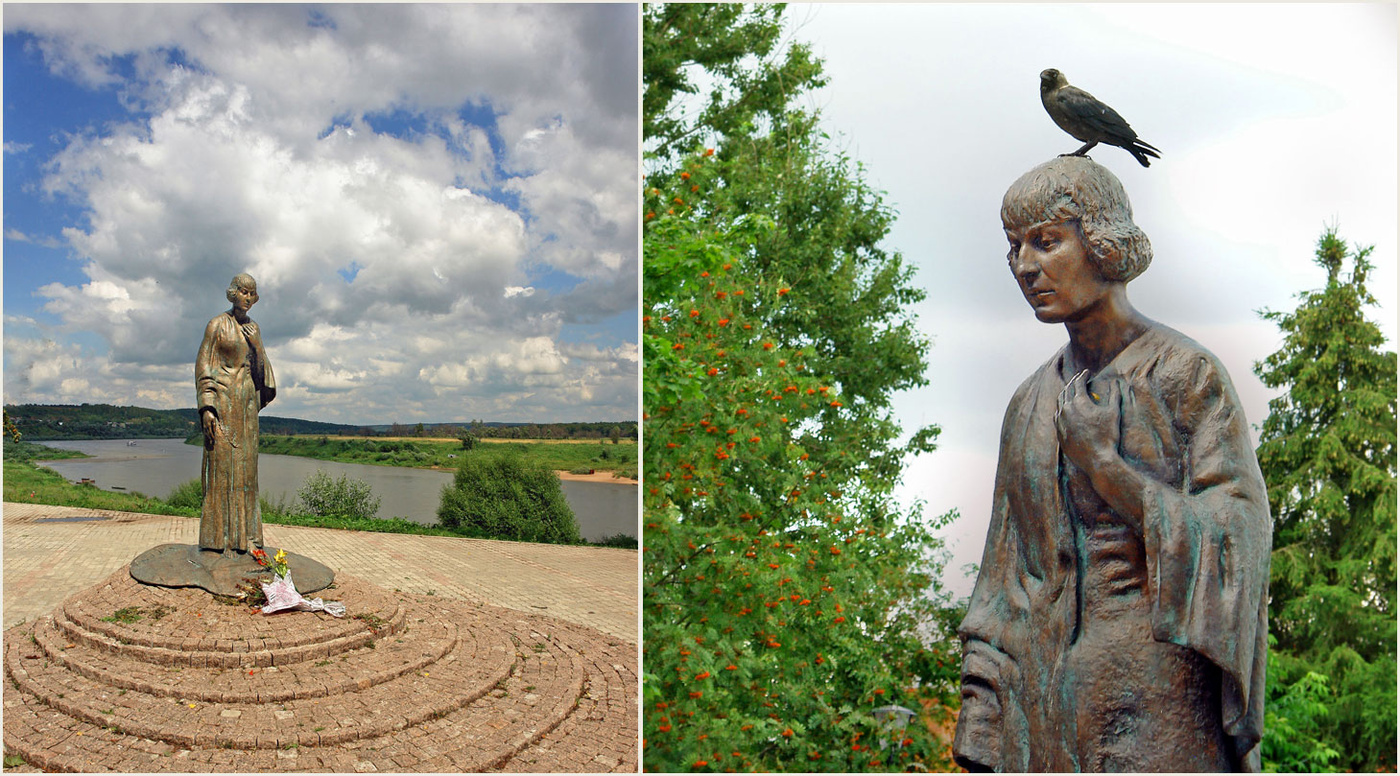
(130, 274), (333, 598)
(197, 273), (277, 553)
(954, 157), (1271, 772)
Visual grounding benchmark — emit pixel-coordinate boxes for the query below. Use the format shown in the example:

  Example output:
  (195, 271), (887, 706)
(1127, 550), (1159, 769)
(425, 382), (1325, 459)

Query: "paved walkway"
(2, 502), (637, 643)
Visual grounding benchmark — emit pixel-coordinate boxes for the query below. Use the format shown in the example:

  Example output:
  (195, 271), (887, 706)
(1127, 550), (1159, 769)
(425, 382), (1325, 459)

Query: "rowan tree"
(643, 5), (960, 771)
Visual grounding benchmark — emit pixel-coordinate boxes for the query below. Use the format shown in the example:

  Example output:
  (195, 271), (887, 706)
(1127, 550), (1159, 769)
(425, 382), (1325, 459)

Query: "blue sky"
(3, 4), (639, 425)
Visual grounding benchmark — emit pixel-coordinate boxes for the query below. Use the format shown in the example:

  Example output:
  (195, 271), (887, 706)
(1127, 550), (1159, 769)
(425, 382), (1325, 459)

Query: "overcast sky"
(783, 3), (1398, 597)
(3, 4), (638, 426)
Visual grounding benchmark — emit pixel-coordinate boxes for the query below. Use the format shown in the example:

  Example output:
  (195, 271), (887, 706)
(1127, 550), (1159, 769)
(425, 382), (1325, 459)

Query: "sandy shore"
(365, 435), (635, 447)
(421, 464), (635, 485)
(556, 469), (638, 485)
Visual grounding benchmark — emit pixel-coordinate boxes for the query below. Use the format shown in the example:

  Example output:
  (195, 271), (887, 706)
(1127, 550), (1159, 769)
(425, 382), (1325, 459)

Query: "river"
(35, 439), (637, 542)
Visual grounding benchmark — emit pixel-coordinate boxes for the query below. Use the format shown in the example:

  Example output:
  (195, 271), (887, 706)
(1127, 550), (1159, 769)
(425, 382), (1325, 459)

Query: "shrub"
(260, 490), (299, 520)
(296, 470), (382, 520)
(2, 440), (35, 462)
(593, 532), (637, 549)
(437, 455), (580, 544)
(166, 478), (204, 510)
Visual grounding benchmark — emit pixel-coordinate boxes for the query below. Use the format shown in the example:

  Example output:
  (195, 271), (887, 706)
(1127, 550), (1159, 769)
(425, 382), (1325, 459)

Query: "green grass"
(260, 509), (534, 541)
(2, 439), (92, 462)
(101, 607), (146, 624)
(3, 459), (196, 517)
(255, 435), (636, 477)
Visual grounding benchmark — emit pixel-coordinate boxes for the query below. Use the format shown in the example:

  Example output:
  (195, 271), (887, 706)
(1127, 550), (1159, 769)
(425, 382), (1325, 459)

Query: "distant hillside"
(4, 403), (636, 441)
(5, 404), (199, 440)
(4, 403), (363, 440)
(367, 421), (638, 441)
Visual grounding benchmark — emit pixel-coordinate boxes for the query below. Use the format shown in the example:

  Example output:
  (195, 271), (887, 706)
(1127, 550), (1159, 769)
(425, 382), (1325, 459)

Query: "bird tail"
(1130, 139), (1161, 168)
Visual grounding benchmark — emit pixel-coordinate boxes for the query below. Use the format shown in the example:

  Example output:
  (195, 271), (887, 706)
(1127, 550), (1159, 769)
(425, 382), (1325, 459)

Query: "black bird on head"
(1039, 68), (1161, 168)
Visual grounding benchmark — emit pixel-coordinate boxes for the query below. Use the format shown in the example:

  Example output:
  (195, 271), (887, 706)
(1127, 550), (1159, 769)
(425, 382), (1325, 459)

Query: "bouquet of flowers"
(250, 546), (345, 618)
(251, 548), (288, 577)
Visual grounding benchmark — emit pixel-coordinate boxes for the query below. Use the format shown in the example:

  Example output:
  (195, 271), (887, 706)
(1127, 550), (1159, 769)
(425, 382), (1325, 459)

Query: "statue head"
(1000, 156), (1151, 283)
(226, 273), (259, 305)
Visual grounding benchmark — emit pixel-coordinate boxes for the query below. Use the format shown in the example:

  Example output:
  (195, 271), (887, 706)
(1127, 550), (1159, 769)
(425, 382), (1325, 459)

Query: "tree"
(645, 3), (938, 490)
(458, 429), (479, 451)
(1254, 227), (1397, 772)
(644, 4), (824, 168)
(643, 5), (959, 771)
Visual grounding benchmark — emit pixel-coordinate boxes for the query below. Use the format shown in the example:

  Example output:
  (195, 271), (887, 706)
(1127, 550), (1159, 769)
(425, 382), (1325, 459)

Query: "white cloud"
(4, 4), (638, 423)
(3, 336), (187, 408)
(3, 228), (65, 249)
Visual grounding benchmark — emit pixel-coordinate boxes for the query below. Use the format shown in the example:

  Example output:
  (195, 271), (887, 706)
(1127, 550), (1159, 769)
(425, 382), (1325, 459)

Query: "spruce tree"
(1254, 227), (1397, 771)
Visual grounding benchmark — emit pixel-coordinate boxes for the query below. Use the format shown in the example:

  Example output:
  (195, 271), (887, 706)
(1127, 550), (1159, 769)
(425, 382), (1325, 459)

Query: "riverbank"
(4, 458), (635, 548)
(557, 469), (636, 484)
(256, 435), (640, 484)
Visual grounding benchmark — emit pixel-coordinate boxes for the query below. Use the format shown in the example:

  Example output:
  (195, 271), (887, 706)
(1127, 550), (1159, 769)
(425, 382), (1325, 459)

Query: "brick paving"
(2, 503), (639, 772)
(2, 502), (637, 642)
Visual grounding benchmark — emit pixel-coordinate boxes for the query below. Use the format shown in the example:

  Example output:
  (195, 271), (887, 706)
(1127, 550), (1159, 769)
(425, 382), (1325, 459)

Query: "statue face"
(231, 282), (259, 314)
(1004, 219), (1112, 324)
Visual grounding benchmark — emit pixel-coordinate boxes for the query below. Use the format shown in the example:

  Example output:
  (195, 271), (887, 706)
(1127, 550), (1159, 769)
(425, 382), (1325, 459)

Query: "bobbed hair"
(1000, 156), (1152, 283)
(226, 273), (258, 304)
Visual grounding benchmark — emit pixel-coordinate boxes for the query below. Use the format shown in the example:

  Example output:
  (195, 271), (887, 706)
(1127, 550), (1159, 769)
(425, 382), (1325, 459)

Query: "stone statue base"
(129, 543), (334, 598)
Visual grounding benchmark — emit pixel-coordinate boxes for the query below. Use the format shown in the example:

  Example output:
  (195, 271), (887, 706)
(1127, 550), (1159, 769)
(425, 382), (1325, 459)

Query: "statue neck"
(1063, 286), (1150, 375)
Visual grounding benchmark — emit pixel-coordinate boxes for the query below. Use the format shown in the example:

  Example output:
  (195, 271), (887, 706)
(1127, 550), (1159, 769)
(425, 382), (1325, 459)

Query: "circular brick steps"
(3, 567), (637, 772)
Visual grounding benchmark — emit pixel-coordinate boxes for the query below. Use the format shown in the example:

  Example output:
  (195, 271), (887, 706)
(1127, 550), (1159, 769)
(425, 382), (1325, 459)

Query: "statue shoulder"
(201, 313), (241, 348)
(1136, 324), (1245, 418)
(1009, 346), (1069, 405)
(1144, 324), (1232, 383)
(997, 346), (1068, 438)
(206, 312), (243, 333)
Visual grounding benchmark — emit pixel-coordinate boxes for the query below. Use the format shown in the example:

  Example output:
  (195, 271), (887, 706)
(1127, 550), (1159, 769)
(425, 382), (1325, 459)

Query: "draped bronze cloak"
(196, 311), (275, 554)
(953, 324), (1270, 772)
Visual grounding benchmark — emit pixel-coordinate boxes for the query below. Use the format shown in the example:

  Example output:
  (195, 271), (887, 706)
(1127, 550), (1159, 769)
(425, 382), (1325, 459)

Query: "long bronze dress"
(953, 323), (1271, 772)
(196, 311), (275, 554)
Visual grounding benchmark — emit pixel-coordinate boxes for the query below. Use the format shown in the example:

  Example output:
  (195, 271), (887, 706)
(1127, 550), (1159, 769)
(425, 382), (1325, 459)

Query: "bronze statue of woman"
(953, 156), (1271, 771)
(196, 273), (276, 555)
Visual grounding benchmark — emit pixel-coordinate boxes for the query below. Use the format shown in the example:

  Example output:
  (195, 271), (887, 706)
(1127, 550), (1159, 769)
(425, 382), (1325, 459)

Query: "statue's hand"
(1054, 370), (1123, 473)
(201, 410), (219, 447)
(1056, 372), (1149, 532)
